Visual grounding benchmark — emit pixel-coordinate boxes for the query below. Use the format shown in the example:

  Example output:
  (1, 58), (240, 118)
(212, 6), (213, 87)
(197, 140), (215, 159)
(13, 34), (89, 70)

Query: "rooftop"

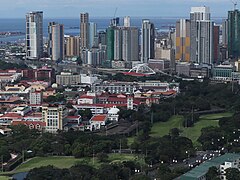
(180, 153), (240, 179)
(91, 114), (107, 122)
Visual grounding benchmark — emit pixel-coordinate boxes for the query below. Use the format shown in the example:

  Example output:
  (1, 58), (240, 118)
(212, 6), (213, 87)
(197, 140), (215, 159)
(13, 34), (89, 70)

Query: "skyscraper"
(213, 25), (220, 63)
(80, 13), (89, 50)
(175, 19), (190, 62)
(48, 22), (64, 61)
(228, 9), (240, 59)
(65, 36), (80, 57)
(141, 20), (155, 63)
(114, 28), (122, 60)
(89, 22), (97, 48)
(106, 26), (114, 61)
(122, 27), (139, 61)
(190, 6), (213, 64)
(222, 19), (228, 47)
(26, 11), (43, 60)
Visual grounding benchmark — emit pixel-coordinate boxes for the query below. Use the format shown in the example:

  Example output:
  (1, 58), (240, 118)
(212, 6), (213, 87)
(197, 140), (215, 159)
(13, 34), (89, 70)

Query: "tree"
(25, 166), (70, 180)
(206, 166), (219, 180)
(169, 128), (180, 138)
(97, 153), (109, 162)
(226, 168), (240, 180)
(0, 147), (11, 162)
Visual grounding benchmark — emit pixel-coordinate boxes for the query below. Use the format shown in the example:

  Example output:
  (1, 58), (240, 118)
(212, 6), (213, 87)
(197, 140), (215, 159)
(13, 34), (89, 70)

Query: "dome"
(108, 106), (120, 114)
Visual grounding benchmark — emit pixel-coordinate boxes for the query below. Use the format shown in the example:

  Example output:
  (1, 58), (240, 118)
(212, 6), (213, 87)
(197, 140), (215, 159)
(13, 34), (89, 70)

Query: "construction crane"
(232, 0), (238, 10)
(113, 8), (118, 18)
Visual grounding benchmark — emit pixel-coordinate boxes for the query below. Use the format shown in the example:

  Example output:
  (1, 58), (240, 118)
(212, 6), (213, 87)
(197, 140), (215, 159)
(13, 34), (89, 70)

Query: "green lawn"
(12, 156), (83, 174)
(108, 153), (145, 165)
(150, 112), (233, 143)
(0, 176), (9, 180)
(1, 153), (145, 176)
(151, 115), (183, 137)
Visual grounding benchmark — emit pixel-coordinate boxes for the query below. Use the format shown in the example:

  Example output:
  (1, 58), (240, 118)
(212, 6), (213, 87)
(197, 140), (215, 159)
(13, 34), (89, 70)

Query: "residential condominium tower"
(26, 11), (43, 60)
(48, 22), (64, 61)
(190, 7), (213, 64)
(175, 19), (190, 62)
(80, 13), (89, 50)
(141, 20), (155, 63)
(65, 36), (80, 57)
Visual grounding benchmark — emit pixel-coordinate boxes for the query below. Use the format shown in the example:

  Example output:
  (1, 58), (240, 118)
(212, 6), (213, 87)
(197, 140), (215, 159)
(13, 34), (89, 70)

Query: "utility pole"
(22, 150), (24, 163)
(151, 111), (153, 124)
(92, 149), (94, 165)
(120, 139), (122, 154)
(1, 155), (3, 172)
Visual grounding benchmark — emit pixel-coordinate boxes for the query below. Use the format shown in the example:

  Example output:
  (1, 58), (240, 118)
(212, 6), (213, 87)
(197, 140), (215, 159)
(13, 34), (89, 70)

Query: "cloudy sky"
(0, 0), (235, 18)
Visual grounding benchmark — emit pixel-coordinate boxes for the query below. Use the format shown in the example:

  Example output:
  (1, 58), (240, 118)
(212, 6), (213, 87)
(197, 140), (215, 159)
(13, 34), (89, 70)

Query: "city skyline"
(0, 0), (237, 18)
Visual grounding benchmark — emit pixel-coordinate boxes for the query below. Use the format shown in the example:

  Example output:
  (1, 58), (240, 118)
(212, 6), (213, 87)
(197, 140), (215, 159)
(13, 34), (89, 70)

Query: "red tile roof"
(80, 95), (95, 99)
(1, 113), (22, 119)
(91, 114), (107, 122)
(12, 120), (46, 126)
(66, 116), (81, 119)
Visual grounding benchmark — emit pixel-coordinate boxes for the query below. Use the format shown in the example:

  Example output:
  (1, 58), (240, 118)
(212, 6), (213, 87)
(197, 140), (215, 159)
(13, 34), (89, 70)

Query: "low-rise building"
(212, 64), (234, 81)
(90, 114), (108, 131)
(108, 106), (120, 121)
(29, 89), (43, 105)
(42, 104), (67, 134)
(56, 72), (81, 86)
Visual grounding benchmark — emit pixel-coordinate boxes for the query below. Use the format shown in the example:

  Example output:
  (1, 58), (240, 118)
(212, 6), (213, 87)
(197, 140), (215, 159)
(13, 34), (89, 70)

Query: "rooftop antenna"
(232, 0), (237, 10)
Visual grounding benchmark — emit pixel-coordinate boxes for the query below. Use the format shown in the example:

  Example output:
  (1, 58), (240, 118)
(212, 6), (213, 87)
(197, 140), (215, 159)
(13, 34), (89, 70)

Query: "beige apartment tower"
(65, 36), (80, 57)
(175, 19), (190, 62)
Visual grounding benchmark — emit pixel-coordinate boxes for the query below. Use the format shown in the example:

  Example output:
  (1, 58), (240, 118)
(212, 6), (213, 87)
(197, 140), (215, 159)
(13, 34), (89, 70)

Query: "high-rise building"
(228, 9), (240, 59)
(114, 28), (122, 60)
(26, 11), (43, 60)
(222, 19), (228, 47)
(190, 7), (213, 64)
(124, 16), (131, 27)
(122, 27), (139, 61)
(98, 31), (107, 46)
(141, 20), (155, 63)
(89, 22), (97, 48)
(48, 22), (64, 61)
(106, 26), (115, 61)
(80, 13), (89, 50)
(65, 36), (80, 57)
(213, 25), (220, 63)
(175, 19), (190, 62)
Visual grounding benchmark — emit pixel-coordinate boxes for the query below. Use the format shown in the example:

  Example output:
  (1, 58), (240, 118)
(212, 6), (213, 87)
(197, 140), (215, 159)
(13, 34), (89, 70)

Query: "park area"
(0, 154), (144, 176)
(150, 112), (233, 143)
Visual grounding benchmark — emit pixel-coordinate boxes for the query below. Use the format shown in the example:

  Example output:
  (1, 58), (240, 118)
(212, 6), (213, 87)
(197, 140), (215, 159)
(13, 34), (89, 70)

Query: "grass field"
(149, 112), (233, 143)
(0, 153), (144, 176)
(12, 156), (83, 174)
(0, 176), (9, 180)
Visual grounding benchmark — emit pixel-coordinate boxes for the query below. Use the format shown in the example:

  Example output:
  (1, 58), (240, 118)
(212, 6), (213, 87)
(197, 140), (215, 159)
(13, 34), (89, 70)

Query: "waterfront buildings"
(48, 22), (64, 61)
(190, 7), (213, 64)
(141, 20), (155, 63)
(26, 11), (43, 60)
